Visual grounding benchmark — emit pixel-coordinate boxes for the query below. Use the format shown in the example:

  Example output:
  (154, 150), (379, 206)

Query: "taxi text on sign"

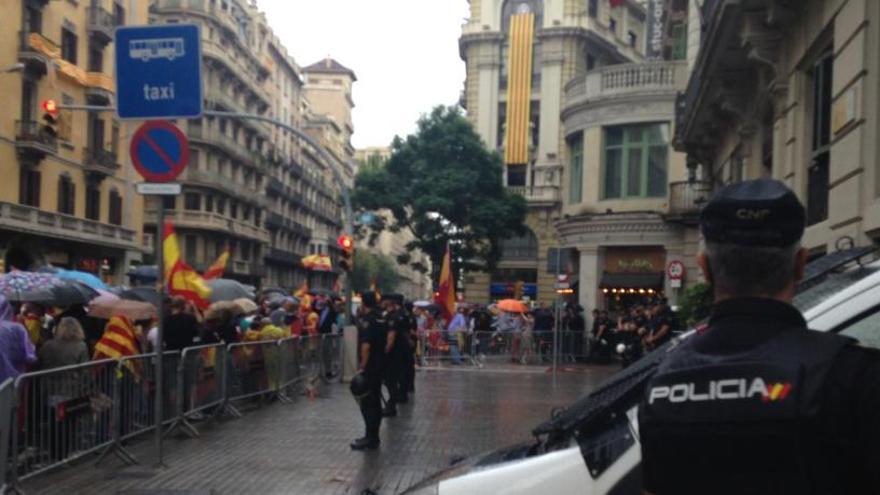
(115, 24), (203, 120)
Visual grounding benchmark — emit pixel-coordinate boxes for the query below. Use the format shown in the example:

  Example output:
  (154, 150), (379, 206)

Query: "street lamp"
(2, 63), (25, 73)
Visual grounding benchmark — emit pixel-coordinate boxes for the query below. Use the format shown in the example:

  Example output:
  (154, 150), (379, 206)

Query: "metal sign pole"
(553, 248), (562, 379)
(154, 204), (165, 466)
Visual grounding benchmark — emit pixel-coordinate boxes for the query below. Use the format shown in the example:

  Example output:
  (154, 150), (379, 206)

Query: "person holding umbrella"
(0, 295), (37, 383)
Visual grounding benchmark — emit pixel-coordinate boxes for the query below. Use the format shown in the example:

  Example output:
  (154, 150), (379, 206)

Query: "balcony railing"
(507, 185), (561, 204)
(565, 61), (689, 105)
(667, 181), (712, 218)
(187, 124), (269, 174)
(83, 147), (119, 174)
(0, 201), (137, 248)
(149, 209), (270, 244)
(87, 6), (117, 42)
(15, 120), (57, 155)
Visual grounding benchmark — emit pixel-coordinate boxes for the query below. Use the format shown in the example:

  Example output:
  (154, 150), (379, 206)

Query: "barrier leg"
(217, 349), (242, 419)
(164, 360), (199, 439)
(276, 341), (294, 405)
(95, 366), (138, 467)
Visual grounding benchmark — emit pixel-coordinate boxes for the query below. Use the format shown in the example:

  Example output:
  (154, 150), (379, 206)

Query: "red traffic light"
(41, 99), (58, 116)
(337, 234), (354, 252)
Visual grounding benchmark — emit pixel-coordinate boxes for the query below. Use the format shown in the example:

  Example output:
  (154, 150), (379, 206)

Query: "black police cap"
(700, 179), (805, 247)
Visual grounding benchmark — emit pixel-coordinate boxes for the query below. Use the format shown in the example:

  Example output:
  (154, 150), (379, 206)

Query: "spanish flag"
(434, 244), (456, 323)
(203, 247), (230, 280)
(164, 220), (212, 310)
(301, 254), (332, 271)
(294, 280), (309, 298)
(94, 316), (143, 381)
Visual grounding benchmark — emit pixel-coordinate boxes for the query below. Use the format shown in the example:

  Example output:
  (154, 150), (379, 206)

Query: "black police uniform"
(405, 310), (417, 394)
(639, 179), (880, 494)
(355, 308), (387, 446)
(383, 307), (411, 413)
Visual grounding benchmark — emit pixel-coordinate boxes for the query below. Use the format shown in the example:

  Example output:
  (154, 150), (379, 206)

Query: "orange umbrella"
(88, 298), (157, 321)
(497, 299), (528, 313)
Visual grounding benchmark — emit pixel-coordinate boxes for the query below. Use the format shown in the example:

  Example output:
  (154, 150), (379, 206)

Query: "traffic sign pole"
(154, 205), (165, 467)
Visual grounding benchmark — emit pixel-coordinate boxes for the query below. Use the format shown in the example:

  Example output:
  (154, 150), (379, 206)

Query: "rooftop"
(303, 56), (357, 81)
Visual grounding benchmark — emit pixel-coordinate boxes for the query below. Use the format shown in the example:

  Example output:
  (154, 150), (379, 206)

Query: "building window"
(19, 169), (41, 207)
(671, 23), (688, 60)
(507, 164), (527, 187)
(568, 134), (583, 204)
(205, 195), (214, 212)
(603, 123), (669, 199)
(109, 189), (122, 225)
(609, 18), (617, 33)
(628, 31), (638, 48)
(61, 28), (77, 64)
(57, 175), (76, 215)
(113, 2), (126, 25)
(807, 46), (833, 226)
(25, 6), (42, 33)
(588, 0), (598, 18)
(162, 196), (175, 210)
(88, 41), (104, 72)
(184, 193), (201, 210)
(86, 184), (101, 221)
(587, 54), (596, 71)
(185, 235), (197, 265)
(217, 198), (226, 215)
(230, 202), (238, 219)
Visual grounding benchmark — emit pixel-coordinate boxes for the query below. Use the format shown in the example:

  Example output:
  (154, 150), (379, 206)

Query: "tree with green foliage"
(353, 105), (528, 275)
(351, 249), (401, 294)
(677, 282), (714, 328)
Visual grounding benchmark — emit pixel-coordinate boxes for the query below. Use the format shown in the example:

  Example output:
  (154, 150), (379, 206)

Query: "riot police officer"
(351, 292), (387, 451)
(381, 294), (410, 416)
(639, 179), (880, 494)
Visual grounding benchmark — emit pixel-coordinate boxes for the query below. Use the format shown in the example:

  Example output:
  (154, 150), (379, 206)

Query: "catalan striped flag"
(203, 247), (230, 280)
(504, 11), (535, 165)
(93, 316), (143, 381)
(164, 220), (212, 310)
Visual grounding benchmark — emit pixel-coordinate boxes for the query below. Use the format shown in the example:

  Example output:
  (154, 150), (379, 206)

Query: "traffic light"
(337, 234), (354, 272)
(41, 99), (58, 139)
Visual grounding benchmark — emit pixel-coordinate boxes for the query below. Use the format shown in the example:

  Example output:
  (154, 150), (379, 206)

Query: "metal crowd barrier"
(1, 334), (343, 491)
(418, 330), (592, 367)
(1, 378), (14, 492)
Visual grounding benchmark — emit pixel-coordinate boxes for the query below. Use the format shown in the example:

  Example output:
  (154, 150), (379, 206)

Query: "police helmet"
(350, 372), (370, 400)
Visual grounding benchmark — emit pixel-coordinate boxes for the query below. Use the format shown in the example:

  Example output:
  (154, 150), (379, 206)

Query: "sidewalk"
(21, 365), (618, 494)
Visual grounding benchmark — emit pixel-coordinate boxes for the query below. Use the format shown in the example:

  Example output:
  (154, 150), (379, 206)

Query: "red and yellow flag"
(93, 316), (143, 380)
(434, 244), (456, 323)
(164, 220), (212, 309)
(301, 254), (332, 271)
(203, 247), (230, 280)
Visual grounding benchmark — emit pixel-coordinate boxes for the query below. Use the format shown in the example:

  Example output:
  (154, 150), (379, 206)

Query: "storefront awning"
(600, 272), (664, 289)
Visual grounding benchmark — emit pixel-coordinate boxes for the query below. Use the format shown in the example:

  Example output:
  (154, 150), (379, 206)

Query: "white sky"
(257, 0), (471, 149)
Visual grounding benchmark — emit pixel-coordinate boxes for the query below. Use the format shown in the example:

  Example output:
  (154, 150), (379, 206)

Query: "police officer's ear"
(697, 252), (713, 286)
(793, 247), (808, 284)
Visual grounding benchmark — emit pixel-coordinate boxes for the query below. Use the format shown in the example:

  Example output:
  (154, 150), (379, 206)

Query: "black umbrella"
(127, 265), (158, 285)
(120, 286), (162, 307)
(44, 281), (100, 307)
(207, 278), (255, 302)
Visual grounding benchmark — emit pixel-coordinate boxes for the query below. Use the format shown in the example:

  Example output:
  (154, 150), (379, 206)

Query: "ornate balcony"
(0, 201), (137, 250)
(87, 6), (117, 44)
(84, 72), (115, 105)
(15, 120), (57, 161)
(17, 31), (53, 77)
(507, 185), (561, 207)
(150, 209), (270, 244)
(564, 61), (689, 109)
(666, 180), (712, 224)
(83, 147), (119, 178)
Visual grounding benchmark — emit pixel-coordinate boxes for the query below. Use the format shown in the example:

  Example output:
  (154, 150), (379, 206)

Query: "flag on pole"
(434, 244), (456, 323)
(203, 247), (230, 280)
(164, 220), (212, 309)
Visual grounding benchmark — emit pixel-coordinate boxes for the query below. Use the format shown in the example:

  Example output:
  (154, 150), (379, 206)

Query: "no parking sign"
(130, 120), (189, 183)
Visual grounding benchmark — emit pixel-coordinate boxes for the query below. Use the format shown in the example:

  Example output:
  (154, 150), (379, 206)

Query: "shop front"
(599, 246), (666, 313)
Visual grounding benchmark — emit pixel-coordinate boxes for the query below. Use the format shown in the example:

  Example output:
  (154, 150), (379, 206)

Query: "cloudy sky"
(258, 0), (471, 149)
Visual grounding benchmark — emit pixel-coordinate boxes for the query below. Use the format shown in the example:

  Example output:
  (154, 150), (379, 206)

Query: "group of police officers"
(350, 293), (417, 451)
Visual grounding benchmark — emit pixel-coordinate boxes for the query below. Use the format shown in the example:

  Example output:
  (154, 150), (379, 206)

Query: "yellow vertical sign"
(504, 13), (535, 166)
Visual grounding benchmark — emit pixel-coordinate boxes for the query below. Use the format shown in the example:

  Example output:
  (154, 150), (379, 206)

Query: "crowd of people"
(0, 291), (347, 386)
(401, 297), (675, 366)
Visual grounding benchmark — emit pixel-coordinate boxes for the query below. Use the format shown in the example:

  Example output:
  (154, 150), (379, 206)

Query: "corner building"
(460, 0), (699, 315)
(0, 0), (148, 282)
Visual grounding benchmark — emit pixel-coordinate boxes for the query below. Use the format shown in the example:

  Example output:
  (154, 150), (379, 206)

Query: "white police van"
(403, 248), (880, 494)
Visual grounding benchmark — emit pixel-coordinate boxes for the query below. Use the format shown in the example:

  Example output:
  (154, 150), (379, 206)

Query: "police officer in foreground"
(350, 292), (387, 451)
(639, 179), (880, 494)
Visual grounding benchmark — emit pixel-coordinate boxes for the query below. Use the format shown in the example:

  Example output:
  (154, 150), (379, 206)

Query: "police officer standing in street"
(351, 292), (387, 451)
(639, 179), (880, 494)
(381, 294), (410, 416)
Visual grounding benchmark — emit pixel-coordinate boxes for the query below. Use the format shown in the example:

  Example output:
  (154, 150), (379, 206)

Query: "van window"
(837, 309), (880, 350)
